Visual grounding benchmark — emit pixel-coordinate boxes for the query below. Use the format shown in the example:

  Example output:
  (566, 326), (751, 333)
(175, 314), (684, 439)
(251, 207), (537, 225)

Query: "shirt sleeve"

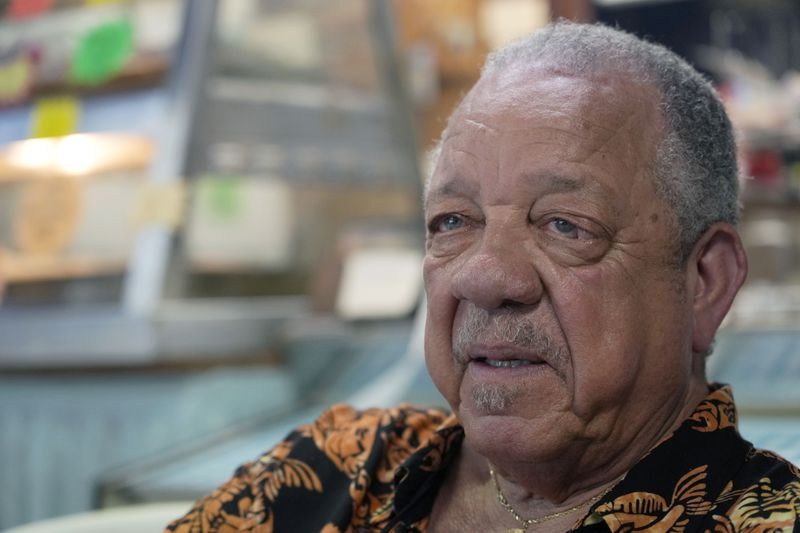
(163, 424), (315, 533)
(164, 461), (259, 532)
(162, 404), (447, 532)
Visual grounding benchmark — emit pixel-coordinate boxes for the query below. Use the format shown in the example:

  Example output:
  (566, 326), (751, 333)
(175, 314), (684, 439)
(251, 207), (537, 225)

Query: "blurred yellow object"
(0, 54), (33, 104)
(132, 181), (186, 229)
(31, 96), (80, 139)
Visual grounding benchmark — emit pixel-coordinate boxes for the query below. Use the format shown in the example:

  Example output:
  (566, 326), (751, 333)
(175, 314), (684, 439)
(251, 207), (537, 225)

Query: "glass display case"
(0, 0), (181, 305)
(0, 0), (424, 367)
(0, 0), (192, 365)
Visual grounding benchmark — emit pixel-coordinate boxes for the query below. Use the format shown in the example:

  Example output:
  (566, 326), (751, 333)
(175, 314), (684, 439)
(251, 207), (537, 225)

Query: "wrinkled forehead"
(446, 65), (664, 142)
(426, 65), (666, 199)
(423, 65), (669, 221)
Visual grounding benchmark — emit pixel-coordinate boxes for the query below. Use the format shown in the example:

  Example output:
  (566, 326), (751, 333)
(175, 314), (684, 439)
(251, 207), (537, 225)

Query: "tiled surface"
(0, 368), (297, 530)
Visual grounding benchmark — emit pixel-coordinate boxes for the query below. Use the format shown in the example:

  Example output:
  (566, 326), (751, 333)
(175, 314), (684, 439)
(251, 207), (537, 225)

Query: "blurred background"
(1, 0), (800, 530)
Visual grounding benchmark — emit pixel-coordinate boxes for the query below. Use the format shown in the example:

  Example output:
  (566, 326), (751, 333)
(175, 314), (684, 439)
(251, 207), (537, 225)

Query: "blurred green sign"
(204, 178), (243, 220)
(70, 19), (133, 85)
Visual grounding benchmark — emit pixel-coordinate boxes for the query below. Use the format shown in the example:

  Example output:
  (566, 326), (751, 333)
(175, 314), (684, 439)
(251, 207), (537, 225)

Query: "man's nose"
(450, 235), (543, 310)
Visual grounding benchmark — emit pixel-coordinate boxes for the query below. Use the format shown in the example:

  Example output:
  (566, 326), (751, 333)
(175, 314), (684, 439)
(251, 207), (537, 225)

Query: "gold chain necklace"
(488, 464), (616, 532)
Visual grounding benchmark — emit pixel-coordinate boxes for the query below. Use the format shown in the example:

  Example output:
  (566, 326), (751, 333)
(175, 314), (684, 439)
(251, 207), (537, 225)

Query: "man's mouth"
(474, 357), (535, 368)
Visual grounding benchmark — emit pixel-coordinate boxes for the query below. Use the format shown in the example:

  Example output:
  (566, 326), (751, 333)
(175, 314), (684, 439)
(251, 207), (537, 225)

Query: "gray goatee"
(454, 306), (569, 413)
(472, 383), (518, 412)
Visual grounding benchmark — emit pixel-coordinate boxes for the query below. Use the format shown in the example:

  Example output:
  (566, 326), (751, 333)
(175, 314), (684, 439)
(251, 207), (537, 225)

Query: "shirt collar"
(387, 414), (462, 530)
(587, 383), (753, 532)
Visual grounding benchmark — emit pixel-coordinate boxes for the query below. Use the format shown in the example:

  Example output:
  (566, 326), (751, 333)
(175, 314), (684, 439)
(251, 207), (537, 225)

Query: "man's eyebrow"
(424, 179), (478, 211)
(541, 175), (585, 194)
(424, 173), (616, 210)
(536, 173), (617, 204)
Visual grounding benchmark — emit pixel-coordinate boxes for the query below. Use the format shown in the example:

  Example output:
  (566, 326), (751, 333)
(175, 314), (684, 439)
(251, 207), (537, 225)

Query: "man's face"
(423, 67), (704, 466)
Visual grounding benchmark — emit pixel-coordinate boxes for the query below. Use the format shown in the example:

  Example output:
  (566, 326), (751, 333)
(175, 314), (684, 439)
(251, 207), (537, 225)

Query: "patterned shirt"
(166, 384), (800, 532)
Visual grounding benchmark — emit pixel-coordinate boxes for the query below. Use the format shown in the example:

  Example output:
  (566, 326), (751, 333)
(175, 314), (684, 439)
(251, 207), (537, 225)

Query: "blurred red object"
(747, 149), (783, 184)
(6, 0), (53, 20)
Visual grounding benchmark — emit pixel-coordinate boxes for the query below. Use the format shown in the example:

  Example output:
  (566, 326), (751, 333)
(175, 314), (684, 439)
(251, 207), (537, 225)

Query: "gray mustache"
(453, 307), (569, 367)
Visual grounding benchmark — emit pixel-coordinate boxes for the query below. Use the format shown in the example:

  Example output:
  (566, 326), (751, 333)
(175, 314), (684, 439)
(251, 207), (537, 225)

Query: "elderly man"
(167, 22), (800, 532)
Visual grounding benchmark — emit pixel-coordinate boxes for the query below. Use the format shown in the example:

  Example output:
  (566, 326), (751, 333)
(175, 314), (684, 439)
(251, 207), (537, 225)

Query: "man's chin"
(468, 383), (521, 414)
(457, 372), (566, 418)
(456, 384), (580, 461)
(460, 408), (581, 469)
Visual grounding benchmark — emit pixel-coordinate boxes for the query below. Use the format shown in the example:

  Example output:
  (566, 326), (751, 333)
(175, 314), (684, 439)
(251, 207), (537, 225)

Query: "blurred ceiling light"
(0, 133), (154, 181)
(7, 138), (58, 170)
(57, 134), (96, 176)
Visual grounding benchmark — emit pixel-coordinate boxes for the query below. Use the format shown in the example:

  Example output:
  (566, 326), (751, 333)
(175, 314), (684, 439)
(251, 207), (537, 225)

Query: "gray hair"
(432, 21), (740, 263)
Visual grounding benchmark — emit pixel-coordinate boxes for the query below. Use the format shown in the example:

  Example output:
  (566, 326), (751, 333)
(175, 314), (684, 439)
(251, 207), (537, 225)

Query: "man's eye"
(550, 218), (579, 238)
(431, 214), (465, 233)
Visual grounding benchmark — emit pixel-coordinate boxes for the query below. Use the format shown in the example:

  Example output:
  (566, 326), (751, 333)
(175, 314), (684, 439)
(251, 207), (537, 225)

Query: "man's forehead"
(426, 67), (665, 214)
(434, 68), (664, 183)
(448, 65), (661, 132)
(478, 62), (652, 96)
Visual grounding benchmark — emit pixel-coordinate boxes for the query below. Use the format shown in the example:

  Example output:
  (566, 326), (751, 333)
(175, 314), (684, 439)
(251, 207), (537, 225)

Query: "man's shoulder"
(252, 402), (454, 468)
(165, 403), (456, 533)
(311, 402), (453, 435)
(710, 446), (800, 530)
(739, 447), (800, 486)
(270, 402), (454, 464)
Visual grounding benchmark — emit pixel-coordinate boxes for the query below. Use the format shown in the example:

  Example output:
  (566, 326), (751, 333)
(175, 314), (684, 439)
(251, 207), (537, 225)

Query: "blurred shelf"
(594, 0), (687, 7)
(723, 284), (800, 330)
(1, 55), (171, 113)
(0, 252), (127, 283)
(741, 127), (800, 152)
(0, 87), (169, 146)
(741, 193), (800, 210)
(0, 296), (309, 368)
(207, 76), (386, 113)
(710, 328), (800, 414)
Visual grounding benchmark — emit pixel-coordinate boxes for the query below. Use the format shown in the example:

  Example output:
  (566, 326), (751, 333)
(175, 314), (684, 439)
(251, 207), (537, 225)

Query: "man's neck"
(467, 378), (710, 506)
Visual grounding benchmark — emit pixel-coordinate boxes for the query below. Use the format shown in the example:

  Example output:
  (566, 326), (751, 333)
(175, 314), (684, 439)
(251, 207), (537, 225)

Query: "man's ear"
(688, 223), (748, 354)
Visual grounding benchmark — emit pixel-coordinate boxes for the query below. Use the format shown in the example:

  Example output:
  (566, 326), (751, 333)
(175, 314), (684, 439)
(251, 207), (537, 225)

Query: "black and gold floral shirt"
(166, 384), (800, 532)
